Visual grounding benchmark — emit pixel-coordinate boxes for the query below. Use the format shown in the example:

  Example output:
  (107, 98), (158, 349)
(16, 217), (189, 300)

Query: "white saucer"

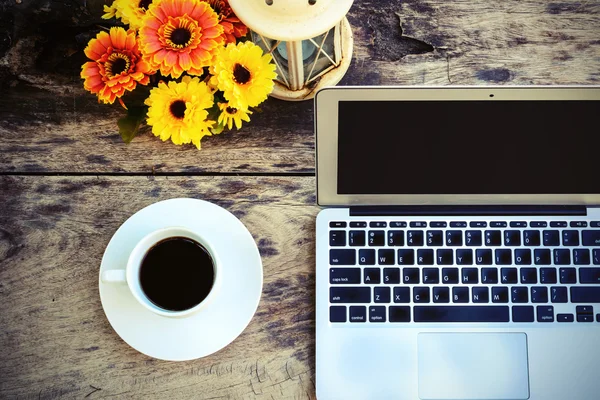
(98, 198), (263, 361)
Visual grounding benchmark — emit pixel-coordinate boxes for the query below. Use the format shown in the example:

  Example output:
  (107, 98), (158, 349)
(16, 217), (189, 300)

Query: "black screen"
(337, 100), (600, 194)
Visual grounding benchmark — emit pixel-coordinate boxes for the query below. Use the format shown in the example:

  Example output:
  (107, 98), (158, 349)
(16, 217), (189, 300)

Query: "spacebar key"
(414, 306), (510, 322)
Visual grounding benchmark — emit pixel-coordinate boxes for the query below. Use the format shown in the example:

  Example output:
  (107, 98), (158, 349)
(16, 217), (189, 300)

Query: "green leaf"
(210, 121), (226, 135)
(117, 106), (147, 144)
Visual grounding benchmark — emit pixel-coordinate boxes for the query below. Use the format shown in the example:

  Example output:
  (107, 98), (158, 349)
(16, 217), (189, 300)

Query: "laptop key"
(562, 230), (580, 246)
(523, 230), (541, 246)
(389, 306), (411, 322)
(582, 230), (600, 246)
(330, 287), (370, 303)
(579, 268), (600, 283)
(574, 249), (590, 265)
(492, 287), (509, 303)
(330, 249), (356, 265)
(364, 268), (381, 284)
(414, 306), (510, 322)
(430, 221), (447, 228)
(501, 267), (518, 284)
(511, 287), (528, 303)
(476, 249), (493, 265)
(531, 287), (548, 303)
(550, 221), (567, 228)
(515, 249), (532, 265)
(543, 230), (560, 246)
(551, 287), (568, 303)
(456, 249), (473, 265)
(559, 267), (576, 283)
(576, 305), (593, 322)
(510, 221), (528, 228)
(571, 287), (600, 303)
(349, 306), (366, 323)
(394, 287), (410, 303)
(383, 267), (400, 284)
(481, 267), (498, 284)
(397, 249), (415, 265)
(557, 313), (574, 322)
(330, 268), (361, 284)
(442, 267), (459, 284)
(370, 221), (387, 228)
(537, 306), (554, 322)
(330, 306), (346, 322)
(462, 268), (478, 284)
(513, 306), (534, 322)
(413, 287), (430, 303)
(594, 249), (600, 265)
(554, 249), (571, 265)
(540, 267), (557, 284)
(436, 249), (453, 265)
(350, 221), (367, 228)
(410, 221), (427, 228)
(446, 230), (463, 246)
(330, 230), (346, 246)
(359, 249), (375, 265)
(403, 268), (420, 284)
(530, 222), (548, 228)
(470, 221), (487, 228)
(534, 249), (552, 265)
(330, 221), (347, 228)
(592, 222), (600, 228)
(504, 230), (521, 246)
(368, 230), (385, 246)
(369, 306), (386, 322)
(485, 230), (502, 246)
(520, 267), (537, 283)
(378, 249), (395, 265)
(452, 287), (469, 303)
(472, 287), (489, 303)
(422, 268), (440, 284)
(427, 230), (443, 246)
(495, 249), (512, 265)
(407, 231), (424, 246)
(433, 287), (450, 303)
(490, 221), (508, 228)
(417, 249), (434, 265)
(450, 221), (467, 228)
(571, 221), (588, 228)
(374, 287), (391, 303)
(390, 221), (407, 228)
(465, 230), (482, 246)
(349, 230), (366, 246)
(388, 231), (405, 246)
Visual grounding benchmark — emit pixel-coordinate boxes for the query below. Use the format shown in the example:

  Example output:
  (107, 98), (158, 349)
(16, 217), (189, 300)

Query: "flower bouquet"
(81, 0), (277, 149)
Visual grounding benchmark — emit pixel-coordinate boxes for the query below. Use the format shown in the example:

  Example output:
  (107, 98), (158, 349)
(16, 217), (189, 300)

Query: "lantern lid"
(228, 0), (354, 41)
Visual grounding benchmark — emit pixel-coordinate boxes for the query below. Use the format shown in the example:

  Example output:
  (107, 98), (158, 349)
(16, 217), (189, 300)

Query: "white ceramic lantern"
(228, 0), (354, 101)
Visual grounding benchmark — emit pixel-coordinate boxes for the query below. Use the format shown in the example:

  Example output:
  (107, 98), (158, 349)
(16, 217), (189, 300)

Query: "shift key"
(579, 268), (600, 284)
(330, 268), (361, 284)
(330, 287), (371, 303)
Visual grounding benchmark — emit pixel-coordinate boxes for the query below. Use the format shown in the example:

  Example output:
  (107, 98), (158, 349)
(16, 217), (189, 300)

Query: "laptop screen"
(337, 100), (600, 195)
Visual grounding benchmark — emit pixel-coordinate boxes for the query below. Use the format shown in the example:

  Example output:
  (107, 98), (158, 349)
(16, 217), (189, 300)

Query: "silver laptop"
(315, 86), (600, 400)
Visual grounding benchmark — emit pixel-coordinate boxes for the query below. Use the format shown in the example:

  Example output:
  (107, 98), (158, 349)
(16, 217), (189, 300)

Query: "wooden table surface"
(1, 0), (600, 398)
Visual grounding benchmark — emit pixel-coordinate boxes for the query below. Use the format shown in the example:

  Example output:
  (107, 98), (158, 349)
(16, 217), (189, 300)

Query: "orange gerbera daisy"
(81, 27), (152, 105)
(204, 0), (248, 44)
(139, 0), (224, 78)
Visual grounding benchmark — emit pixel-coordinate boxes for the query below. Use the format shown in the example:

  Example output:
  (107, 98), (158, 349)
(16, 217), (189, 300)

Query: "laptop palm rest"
(418, 333), (529, 400)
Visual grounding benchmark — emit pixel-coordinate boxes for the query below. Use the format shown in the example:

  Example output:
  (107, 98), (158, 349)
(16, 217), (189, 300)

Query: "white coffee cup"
(101, 227), (221, 318)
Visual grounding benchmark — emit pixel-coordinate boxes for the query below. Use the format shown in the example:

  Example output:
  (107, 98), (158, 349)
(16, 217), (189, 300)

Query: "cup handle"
(101, 269), (127, 283)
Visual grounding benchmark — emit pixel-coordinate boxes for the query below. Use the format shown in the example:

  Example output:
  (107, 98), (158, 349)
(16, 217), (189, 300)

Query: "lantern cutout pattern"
(228, 0), (354, 100)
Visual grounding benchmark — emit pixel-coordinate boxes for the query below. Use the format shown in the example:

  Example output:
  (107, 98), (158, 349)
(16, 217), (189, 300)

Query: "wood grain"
(2, 0), (599, 174)
(0, 176), (319, 399)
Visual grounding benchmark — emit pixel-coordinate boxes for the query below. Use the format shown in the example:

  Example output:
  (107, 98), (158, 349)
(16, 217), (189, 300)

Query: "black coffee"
(139, 237), (215, 312)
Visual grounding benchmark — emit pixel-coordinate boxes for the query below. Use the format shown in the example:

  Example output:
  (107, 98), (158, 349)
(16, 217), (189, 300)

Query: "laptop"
(314, 86), (600, 400)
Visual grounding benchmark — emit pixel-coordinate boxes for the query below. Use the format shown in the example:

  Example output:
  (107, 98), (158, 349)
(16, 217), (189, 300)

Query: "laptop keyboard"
(328, 220), (600, 324)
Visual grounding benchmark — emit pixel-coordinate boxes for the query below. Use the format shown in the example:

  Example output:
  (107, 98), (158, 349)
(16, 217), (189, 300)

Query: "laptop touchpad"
(418, 333), (529, 400)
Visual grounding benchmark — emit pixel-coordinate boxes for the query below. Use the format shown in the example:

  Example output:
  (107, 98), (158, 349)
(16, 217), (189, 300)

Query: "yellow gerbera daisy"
(212, 42), (277, 110)
(144, 76), (215, 149)
(217, 102), (252, 130)
(102, 0), (153, 30)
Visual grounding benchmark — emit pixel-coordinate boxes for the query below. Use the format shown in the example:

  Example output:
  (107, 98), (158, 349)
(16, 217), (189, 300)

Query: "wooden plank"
(0, 176), (319, 399)
(2, 0), (600, 173)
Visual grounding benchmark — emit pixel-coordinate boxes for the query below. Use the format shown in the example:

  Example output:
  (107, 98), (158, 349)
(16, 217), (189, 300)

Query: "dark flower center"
(170, 100), (186, 119)
(226, 106), (237, 114)
(233, 63), (251, 84)
(138, 0), (152, 10)
(171, 28), (192, 46)
(111, 58), (128, 75)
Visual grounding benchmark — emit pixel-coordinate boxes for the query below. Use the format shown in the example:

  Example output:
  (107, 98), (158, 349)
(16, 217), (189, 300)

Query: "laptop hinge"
(349, 205), (587, 217)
